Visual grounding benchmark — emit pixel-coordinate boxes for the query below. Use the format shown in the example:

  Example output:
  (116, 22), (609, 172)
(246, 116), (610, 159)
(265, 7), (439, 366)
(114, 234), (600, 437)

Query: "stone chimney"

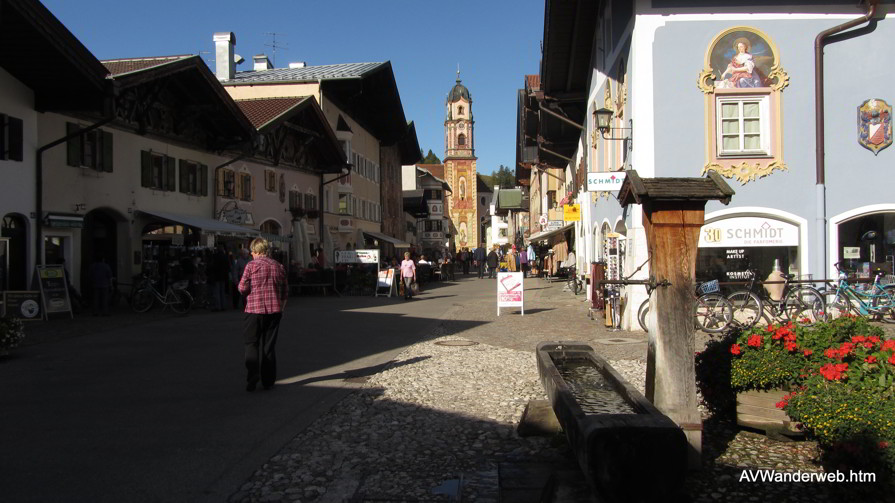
(213, 32), (236, 81)
(253, 54), (273, 71)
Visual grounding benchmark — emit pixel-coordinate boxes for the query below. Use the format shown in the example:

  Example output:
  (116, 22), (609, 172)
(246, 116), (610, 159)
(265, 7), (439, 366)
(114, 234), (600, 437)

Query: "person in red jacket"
(238, 238), (287, 392)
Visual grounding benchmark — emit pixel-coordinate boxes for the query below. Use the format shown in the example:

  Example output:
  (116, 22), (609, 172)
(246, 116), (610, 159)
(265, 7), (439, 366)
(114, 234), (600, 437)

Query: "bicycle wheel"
(824, 290), (855, 320)
(694, 293), (733, 333)
(637, 299), (650, 332)
(871, 284), (895, 323)
(783, 287), (825, 327)
(131, 288), (155, 313)
(168, 289), (193, 315)
(727, 290), (762, 328)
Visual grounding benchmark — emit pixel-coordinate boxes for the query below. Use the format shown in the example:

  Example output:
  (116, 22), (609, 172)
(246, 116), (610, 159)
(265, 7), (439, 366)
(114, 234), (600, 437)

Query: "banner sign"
(335, 249), (380, 264)
(698, 217), (799, 248)
(3, 291), (42, 320)
(843, 247), (860, 259)
(497, 272), (524, 316)
(563, 204), (580, 222)
(587, 171), (627, 192)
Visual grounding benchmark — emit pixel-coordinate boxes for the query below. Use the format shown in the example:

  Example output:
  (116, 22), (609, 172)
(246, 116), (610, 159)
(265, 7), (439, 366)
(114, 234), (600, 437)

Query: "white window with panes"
(716, 95), (770, 157)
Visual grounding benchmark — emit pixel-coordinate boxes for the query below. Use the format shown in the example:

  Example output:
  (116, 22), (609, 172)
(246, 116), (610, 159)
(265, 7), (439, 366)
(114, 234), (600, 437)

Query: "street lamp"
(593, 108), (632, 145)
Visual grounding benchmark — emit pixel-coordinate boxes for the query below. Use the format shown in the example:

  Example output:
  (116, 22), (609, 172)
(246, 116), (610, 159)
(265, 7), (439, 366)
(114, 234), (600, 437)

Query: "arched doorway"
(2, 213), (28, 290)
(81, 209), (119, 293)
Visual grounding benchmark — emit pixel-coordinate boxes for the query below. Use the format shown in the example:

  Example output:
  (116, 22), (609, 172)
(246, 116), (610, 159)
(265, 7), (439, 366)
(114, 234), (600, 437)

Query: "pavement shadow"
(279, 356), (432, 386)
(228, 386), (580, 502)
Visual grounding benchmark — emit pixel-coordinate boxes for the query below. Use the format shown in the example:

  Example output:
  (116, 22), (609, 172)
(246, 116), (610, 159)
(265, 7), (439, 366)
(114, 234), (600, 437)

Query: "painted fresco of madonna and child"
(711, 30), (775, 89)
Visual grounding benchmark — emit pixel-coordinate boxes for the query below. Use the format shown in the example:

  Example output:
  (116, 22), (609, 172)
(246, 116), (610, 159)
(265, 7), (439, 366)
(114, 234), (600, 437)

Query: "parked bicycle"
(823, 262), (895, 323)
(131, 276), (193, 314)
(637, 279), (734, 334)
(566, 266), (583, 295)
(726, 269), (825, 328)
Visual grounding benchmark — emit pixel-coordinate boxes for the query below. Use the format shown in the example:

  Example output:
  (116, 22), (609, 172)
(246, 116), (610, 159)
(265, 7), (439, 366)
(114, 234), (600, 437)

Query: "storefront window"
(697, 216), (801, 292)
(836, 212), (895, 278)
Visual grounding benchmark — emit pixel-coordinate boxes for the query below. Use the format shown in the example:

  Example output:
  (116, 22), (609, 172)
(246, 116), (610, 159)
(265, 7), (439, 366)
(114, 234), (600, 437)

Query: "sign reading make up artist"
(497, 272), (524, 316)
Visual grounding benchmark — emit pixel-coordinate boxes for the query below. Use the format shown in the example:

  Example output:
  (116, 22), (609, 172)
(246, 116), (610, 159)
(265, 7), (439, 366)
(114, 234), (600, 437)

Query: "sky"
(42, 0), (545, 176)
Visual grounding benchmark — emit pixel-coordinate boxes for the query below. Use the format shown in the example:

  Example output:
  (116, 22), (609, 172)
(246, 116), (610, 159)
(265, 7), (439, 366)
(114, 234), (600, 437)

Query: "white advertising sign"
(546, 220), (564, 231)
(335, 249), (380, 264)
(843, 247), (861, 259)
(586, 172), (627, 192)
(698, 217), (799, 248)
(497, 272), (524, 316)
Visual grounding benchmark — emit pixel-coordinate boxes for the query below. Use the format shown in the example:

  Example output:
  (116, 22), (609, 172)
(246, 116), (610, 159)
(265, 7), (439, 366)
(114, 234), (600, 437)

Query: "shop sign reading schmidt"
(699, 217), (798, 248)
(586, 172), (626, 192)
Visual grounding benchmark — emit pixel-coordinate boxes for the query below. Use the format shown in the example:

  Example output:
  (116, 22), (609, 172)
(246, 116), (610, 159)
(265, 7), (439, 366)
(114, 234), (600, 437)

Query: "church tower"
(444, 71), (478, 250)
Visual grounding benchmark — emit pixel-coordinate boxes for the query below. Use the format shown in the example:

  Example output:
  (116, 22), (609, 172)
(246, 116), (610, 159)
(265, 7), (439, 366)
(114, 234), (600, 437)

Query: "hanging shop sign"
(563, 204), (581, 222)
(843, 247), (861, 259)
(698, 217), (799, 248)
(858, 98), (892, 156)
(496, 271), (524, 316)
(546, 220), (565, 231)
(586, 172), (627, 192)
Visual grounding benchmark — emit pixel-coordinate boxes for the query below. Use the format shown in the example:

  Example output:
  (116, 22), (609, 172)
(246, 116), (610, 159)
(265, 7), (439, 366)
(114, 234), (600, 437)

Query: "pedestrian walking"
(234, 248), (251, 309)
(486, 246), (499, 278)
(209, 245), (231, 311)
(461, 248), (470, 275)
(506, 246), (517, 272)
(238, 238), (287, 392)
(400, 251), (416, 300)
(87, 256), (113, 316)
(519, 245), (529, 277)
(474, 243), (486, 279)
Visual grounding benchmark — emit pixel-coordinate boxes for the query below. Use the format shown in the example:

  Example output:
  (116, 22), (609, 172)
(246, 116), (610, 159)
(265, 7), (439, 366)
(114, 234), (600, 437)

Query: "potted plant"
(289, 208), (306, 220)
(778, 331), (895, 479)
(727, 321), (812, 438)
(305, 209), (320, 219)
(0, 316), (26, 355)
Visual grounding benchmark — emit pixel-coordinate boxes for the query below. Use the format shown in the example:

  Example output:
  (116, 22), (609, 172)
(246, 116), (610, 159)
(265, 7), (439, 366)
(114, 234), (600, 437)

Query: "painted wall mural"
(699, 26), (789, 185)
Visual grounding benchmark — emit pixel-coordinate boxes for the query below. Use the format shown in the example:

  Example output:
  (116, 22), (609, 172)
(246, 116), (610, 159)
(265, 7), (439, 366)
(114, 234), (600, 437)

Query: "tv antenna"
(264, 32), (288, 68)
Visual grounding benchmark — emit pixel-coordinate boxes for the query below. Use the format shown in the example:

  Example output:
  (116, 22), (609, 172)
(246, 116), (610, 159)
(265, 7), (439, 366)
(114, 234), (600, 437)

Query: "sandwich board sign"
(36, 265), (73, 319)
(376, 268), (396, 297)
(497, 271), (524, 316)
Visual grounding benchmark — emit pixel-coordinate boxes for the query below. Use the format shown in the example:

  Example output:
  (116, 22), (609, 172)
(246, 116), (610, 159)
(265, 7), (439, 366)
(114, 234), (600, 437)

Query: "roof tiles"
(235, 97), (309, 129)
(228, 61), (385, 84)
(102, 55), (192, 76)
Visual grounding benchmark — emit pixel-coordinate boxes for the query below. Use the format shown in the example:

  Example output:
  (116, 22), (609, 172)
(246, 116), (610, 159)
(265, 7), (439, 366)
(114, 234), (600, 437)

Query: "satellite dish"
(234, 54), (245, 65)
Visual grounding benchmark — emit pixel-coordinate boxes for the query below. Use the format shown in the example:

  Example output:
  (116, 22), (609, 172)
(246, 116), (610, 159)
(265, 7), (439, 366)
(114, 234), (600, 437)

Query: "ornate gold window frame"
(697, 26), (790, 184)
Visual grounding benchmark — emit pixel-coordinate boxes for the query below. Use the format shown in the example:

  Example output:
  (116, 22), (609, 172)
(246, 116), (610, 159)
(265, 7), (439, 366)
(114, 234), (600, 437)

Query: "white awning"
(363, 230), (411, 248)
(137, 210), (260, 237)
(526, 223), (575, 243)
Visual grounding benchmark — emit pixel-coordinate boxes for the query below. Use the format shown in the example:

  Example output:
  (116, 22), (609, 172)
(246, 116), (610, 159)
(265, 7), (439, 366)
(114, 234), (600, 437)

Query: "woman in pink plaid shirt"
(238, 238), (287, 392)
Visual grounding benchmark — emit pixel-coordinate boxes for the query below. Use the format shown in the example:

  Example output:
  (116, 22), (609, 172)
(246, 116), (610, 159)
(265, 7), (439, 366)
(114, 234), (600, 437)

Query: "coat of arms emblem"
(858, 98), (892, 155)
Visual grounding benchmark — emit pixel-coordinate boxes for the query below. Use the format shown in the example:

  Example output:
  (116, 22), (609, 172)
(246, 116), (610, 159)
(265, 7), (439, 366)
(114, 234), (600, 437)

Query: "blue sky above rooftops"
(42, 0), (544, 176)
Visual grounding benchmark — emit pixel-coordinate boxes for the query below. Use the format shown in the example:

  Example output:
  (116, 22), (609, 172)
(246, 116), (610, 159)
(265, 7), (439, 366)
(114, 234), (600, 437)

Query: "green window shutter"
(7, 116), (23, 162)
(141, 151), (151, 187)
(66, 122), (81, 167)
(101, 131), (113, 172)
(179, 159), (188, 193)
(200, 164), (208, 196)
(165, 156), (176, 191)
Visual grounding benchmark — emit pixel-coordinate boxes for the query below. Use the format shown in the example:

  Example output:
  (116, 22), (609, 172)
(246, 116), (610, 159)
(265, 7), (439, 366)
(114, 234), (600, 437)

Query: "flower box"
(736, 389), (803, 440)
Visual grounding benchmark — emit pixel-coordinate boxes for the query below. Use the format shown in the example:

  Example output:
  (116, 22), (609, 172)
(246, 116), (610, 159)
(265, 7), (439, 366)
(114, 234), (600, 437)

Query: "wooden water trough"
(536, 342), (687, 503)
